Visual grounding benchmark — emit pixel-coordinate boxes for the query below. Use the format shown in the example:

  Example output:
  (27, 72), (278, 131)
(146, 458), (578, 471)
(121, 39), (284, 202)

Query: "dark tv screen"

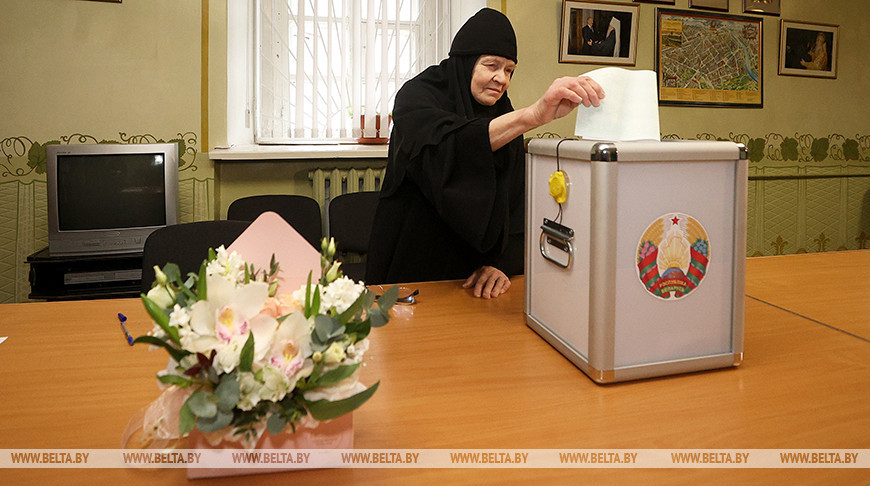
(56, 153), (167, 231)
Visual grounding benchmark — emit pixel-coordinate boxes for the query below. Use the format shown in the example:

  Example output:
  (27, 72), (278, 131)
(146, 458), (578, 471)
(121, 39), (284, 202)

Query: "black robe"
(364, 56), (525, 285)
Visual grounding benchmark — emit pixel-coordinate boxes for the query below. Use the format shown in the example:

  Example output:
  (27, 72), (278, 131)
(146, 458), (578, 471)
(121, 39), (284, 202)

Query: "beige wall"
(1, 0), (202, 143)
(1, 0), (868, 302)
(0, 0), (210, 303)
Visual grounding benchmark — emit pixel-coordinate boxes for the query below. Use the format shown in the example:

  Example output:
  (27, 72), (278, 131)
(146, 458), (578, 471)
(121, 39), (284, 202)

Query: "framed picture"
(689, 0), (728, 11)
(633, 1), (675, 4)
(743, 0), (780, 16)
(560, 1), (640, 65)
(778, 20), (838, 79)
(656, 9), (763, 107)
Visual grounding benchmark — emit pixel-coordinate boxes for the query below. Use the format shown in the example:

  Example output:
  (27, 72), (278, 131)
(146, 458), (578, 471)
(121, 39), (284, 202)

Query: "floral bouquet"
(133, 238), (397, 448)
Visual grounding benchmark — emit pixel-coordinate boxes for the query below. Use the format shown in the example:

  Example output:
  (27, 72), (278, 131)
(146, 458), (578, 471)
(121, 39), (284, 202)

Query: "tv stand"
(27, 247), (143, 301)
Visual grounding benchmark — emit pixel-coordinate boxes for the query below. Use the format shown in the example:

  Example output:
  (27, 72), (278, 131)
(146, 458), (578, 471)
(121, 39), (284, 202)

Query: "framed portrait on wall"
(559, 1), (640, 65)
(743, 0), (780, 16)
(656, 9), (762, 107)
(779, 20), (839, 79)
(689, 0), (728, 11)
(632, 0), (675, 4)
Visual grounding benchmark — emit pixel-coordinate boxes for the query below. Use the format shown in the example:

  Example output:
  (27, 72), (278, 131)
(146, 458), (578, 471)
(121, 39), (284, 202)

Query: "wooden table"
(1, 252), (868, 484)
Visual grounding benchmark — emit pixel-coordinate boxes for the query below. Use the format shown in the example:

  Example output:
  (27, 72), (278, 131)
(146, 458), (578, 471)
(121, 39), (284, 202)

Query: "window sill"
(208, 143), (389, 161)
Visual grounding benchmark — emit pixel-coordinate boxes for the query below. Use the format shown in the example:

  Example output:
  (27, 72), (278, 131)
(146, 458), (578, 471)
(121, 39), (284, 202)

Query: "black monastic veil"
(365, 8), (525, 284)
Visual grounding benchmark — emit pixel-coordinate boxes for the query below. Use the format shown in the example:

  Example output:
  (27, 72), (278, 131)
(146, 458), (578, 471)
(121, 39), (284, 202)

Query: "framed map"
(656, 9), (762, 107)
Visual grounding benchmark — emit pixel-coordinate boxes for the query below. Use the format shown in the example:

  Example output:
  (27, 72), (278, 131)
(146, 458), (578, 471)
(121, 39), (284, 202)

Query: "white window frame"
(224, 0), (484, 149)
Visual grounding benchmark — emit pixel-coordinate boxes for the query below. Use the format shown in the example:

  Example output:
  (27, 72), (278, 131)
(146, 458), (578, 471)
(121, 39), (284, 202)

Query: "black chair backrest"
(227, 195), (322, 249)
(140, 220), (250, 293)
(327, 191), (380, 253)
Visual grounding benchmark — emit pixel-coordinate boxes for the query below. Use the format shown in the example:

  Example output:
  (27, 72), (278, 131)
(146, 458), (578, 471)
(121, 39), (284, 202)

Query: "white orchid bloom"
(186, 273), (279, 373)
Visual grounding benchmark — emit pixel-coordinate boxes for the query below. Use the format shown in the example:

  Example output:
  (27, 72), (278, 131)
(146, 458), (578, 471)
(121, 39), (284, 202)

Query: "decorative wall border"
(529, 131), (870, 257)
(1, 132), (202, 181)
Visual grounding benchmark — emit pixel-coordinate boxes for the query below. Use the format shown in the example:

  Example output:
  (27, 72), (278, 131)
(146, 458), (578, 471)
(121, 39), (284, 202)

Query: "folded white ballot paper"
(574, 67), (660, 141)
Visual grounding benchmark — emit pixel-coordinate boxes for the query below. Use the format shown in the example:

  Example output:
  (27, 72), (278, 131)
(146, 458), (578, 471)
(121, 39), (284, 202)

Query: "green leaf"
(369, 307), (388, 328)
(215, 374), (241, 412)
(304, 272), (313, 319)
(316, 363), (360, 388)
(266, 413), (287, 435)
(336, 291), (366, 326)
(304, 381), (380, 421)
(314, 314), (337, 342)
(197, 409), (234, 432)
(188, 389), (218, 418)
(197, 261), (208, 301)
(179, 397), (196, 434)
(377, 285), (399, 312)
(239, 333), (255, 372)
(311, 284), (321, 316)
(157, 374), (192, 388)
(208, 248), (217, 261)
(140, 294), (180, 344)
(132, 335), (190, 363)
(344, 318), (371, 341)
(162, 263), (182, 283)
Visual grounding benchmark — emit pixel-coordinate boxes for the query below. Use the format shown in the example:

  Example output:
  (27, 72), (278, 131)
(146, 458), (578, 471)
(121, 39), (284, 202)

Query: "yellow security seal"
(549, 170), (568, 204)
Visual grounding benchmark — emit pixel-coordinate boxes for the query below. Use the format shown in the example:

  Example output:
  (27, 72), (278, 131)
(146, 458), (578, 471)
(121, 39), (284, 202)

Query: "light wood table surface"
(745, 250), (870, 340)
(1, 252), (868, 485)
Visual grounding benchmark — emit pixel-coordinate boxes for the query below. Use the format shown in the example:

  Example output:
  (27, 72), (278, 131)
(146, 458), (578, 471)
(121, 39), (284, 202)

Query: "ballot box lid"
(526, 138), (747, 163)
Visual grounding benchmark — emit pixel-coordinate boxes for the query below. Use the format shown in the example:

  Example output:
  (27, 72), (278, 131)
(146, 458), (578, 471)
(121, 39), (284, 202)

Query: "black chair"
(226, 195), (322, 249)
(327, 191), (380, 281)
(140, 220), (250, 293)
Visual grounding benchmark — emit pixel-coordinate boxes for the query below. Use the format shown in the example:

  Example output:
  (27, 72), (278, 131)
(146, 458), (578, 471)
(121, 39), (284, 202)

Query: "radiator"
(309, 167), (385, 208)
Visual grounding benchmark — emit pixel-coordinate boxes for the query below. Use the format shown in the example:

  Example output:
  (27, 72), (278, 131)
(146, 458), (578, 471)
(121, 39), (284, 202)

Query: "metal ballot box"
(524, 139), (747, 383)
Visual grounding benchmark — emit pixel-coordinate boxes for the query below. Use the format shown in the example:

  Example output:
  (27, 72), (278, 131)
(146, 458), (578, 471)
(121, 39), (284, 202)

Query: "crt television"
(46, 143), (179, 256)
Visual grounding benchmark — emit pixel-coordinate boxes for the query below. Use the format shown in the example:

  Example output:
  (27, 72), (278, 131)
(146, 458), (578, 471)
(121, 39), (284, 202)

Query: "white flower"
(344, 338), (369, 364)
(322, 341), (346, 365)
(206, 246), (247, 284)
(185, 273), (278, 373)
(321, 276), (365, 314)
(146, 284), (176, 310)
(265, 312), (314, 381)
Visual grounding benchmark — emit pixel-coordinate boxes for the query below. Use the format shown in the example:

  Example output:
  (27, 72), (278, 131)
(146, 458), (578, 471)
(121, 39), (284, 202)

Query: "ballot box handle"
(540, 219), (574, 269)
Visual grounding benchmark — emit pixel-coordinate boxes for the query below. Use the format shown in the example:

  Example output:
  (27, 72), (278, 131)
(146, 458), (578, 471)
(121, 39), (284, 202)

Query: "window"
(254, 0), (452, 144)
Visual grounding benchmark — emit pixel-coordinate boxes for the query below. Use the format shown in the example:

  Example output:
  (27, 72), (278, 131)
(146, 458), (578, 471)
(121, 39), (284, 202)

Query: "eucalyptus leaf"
(369, 307), (388, 328)
(304, 381), (380, 421)
(215, 374), (241, 412)
(362, 289), (376, 309)
(196, 409), (234, 432)
(314, 314), (336, 342)
(162, 263), (181, 284)
(239, 333), (255, 372)
(266, 413), (287, 435)
(188, 389), (218, 418)
(377, 285), (399, 311)
(179, 397), (196, 434)
(344, 318), (371, 341)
